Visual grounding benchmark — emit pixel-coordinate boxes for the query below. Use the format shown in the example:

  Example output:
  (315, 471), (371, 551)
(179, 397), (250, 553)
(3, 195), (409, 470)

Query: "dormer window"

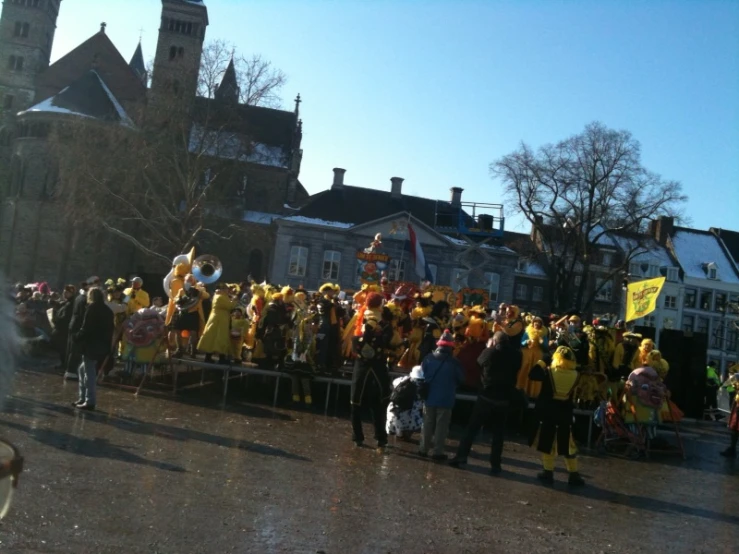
(516, 259), (528, 272)
(705, 262), (718, 280)
(660, 266), (679, 282)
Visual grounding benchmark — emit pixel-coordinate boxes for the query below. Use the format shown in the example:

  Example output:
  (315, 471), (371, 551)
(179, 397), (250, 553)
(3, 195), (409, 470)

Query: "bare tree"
(48, 101), (254, 268)
(492, 122), (688, 313)
(198, 39), (287, 108)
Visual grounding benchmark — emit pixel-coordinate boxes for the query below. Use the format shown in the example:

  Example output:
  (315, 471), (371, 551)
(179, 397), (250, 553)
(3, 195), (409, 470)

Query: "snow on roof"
(445, 236), (515, 253)
(189, 123), (288, 168)
(279, 215), (354, 229)
(671, 228), (739, 284)
(19, 89), (94, 120)
(516, 261), (547, 277)
(93, 70), (134, 128)
(243, 211), (278, 225)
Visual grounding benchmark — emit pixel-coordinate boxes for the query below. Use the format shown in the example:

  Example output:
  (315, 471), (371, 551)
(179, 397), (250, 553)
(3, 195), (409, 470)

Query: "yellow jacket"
(124, 287), (150, 315)
(197, 293), (235, 355)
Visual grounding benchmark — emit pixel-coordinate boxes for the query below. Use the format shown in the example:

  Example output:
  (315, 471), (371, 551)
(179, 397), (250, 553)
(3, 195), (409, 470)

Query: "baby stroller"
(594, 401), (648, 459)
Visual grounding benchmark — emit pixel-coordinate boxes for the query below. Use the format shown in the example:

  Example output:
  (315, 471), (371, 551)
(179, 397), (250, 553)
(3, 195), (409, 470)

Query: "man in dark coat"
(51, 285), (75, 370)
(449, 331), (523, 474)
(350, 293), (393, 449)
(73, 287), (114, 411)
(65, 279), (95, 380)
(256, 293), (289, 370)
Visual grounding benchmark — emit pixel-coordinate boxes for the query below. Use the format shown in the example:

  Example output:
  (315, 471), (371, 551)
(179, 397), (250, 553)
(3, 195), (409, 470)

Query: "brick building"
(0, 0), (306, 290)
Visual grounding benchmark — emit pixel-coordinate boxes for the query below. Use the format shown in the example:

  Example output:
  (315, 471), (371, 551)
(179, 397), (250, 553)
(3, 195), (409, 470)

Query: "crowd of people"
(10, 251), (739, 478)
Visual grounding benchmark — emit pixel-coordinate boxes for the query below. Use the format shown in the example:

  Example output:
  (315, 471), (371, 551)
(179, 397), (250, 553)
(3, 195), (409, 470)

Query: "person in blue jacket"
(418, 330), (465, 460)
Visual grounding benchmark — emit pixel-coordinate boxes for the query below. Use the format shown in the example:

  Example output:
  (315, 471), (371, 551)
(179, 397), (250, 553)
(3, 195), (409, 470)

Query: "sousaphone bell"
(192, 255), (222, 285)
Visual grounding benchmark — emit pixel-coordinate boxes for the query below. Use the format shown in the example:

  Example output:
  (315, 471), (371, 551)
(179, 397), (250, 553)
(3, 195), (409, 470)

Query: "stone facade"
(271, 213), (518, 303)
(0, 0), (306, 288)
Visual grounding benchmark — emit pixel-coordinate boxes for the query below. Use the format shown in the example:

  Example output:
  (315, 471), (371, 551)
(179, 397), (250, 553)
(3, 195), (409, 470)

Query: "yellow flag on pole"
(625, 277), (666, 323)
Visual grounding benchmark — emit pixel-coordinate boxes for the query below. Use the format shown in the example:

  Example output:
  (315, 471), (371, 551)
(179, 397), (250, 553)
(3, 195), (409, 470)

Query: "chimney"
(653, 215), (674, 246)
(332, 168), (346, 189)
(450, 187), (463, 208)
(390, 177), (404, 199)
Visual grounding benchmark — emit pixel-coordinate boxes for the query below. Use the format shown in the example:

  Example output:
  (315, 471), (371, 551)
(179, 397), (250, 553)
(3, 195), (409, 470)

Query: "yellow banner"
(625, 277), (666, 322)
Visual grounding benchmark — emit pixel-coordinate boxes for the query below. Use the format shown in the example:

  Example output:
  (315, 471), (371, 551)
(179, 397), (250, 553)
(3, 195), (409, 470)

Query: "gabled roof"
(214, 58), (239, 103)
(36, 31), (146, 106)
(20, 70), (134, 126)
(670, 227), (739, 284)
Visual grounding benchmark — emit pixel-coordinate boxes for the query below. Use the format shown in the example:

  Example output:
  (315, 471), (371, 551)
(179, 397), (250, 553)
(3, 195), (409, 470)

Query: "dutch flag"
(406, 223), (433, 282)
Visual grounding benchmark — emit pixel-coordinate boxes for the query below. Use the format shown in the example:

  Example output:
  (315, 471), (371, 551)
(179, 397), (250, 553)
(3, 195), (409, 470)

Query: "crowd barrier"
(124, 357), (598, 448)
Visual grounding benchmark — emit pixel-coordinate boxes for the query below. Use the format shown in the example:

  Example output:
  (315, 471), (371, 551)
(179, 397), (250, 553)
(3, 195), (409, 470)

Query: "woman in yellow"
(638, 338), (655, 366)
(495, 305), (524, 345)
(464, 305), (488, 343)
(198, 283), (235, 364)
(398, 294), (432, 369)
(646, 349), (684, 422)
(517, 316), (549, 398)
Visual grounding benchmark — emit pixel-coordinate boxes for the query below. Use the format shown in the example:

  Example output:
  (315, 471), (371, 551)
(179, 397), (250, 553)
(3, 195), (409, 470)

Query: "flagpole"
(397, 211), (411, 282)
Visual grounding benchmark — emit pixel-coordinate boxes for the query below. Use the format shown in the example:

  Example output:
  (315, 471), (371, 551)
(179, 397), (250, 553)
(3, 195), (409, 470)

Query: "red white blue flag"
(406, 223), (433, 282)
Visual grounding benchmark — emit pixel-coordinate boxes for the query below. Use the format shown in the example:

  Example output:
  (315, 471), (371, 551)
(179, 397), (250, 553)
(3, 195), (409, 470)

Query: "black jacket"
(75, 302), (114, 359)
(69, 293), (89, 333)
(52, 299), (74, 334)
(477, 340), (523, 401)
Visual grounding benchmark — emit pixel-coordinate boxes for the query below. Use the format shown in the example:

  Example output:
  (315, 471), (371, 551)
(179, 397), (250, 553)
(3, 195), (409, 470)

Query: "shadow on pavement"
(1, 418), (186, 473)
(4, 396), (311, 463)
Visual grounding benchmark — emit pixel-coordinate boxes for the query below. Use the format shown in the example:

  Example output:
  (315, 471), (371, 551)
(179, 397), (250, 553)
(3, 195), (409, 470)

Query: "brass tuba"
(192, 255), (222, 285)
(164, 247), (195, 299)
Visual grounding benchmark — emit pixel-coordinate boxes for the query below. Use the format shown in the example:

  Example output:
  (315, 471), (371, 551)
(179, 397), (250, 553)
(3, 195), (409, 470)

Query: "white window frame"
(665, 267), (679, 282)
(288, 246), (308, 277)
(532, 285), (544, 302)
(322, 250), (341, 281)
(643, 315), (656, 328)
(595, 278), (613, 301)
(664, 295), (677, 309)
(707, 264), (718, 280)
(388, 259), (405, 282)
(452, 268), (468, 289)
(515, 283), (527, 300)
(484, 272), (500, 304)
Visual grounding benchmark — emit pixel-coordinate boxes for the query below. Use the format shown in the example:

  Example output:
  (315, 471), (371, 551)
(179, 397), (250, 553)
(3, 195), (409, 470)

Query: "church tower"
(0, 0), (62, 117)
(150, 0), (208, 107)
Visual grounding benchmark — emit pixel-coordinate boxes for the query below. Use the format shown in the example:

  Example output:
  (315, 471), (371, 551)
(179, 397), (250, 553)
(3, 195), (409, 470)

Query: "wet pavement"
(0, 360), (737, 554)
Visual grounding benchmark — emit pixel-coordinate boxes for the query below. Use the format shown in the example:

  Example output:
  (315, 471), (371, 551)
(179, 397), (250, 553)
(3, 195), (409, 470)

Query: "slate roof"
(712, 228), (739, 269)
(670, 227), (739, 284)
(214, 58), (239, 103)
(295, 185), (443, 228)
(192, 97), (299, 152)
(129, 42), (146, 84)
(20, 70), (134, 126)
(36, 31), (146, 107)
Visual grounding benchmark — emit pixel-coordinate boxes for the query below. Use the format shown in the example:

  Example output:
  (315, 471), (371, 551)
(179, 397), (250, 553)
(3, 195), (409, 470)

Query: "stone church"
(0, 0), (307, 293)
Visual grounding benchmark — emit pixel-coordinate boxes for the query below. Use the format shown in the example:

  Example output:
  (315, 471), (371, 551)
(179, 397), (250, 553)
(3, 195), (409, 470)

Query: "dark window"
(169, 46), (177, 60)
(172, 79), (181, 95)
(8, 56), (25, 71)
(22, 23), (30, 37)
(3, 95), (14, 110)
(177, 47), (184, 58)
(14, 22), (22, 36)
(684, 288), (696, 308)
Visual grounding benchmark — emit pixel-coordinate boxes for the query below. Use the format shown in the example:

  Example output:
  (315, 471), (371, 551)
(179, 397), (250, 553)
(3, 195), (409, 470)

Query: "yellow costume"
(398, 302), (431, 369)
(123, 287), (150, 316)
(197, 290), (235, 356)
(245, 283), (265, 352)
(464, 305), (487, 342)
(638, 338), (656, 367)
(230, 314), (249, 361)
(610, 333), (641, 404)
(517, 321), (549, 398)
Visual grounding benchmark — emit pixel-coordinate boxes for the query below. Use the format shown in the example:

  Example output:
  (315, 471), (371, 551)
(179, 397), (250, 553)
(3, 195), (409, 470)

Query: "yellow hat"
(319, 283), (335, 293)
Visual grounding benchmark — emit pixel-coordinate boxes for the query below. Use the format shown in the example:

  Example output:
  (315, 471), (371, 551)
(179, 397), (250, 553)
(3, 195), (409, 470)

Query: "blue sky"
(52, 0), (738, 233)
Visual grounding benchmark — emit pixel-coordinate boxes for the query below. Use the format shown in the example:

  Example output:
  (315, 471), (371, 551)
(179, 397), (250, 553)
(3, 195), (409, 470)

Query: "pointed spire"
(294, 93), (301, 116)
(129, 41), (147, 86)
(215, 57), (239, 103)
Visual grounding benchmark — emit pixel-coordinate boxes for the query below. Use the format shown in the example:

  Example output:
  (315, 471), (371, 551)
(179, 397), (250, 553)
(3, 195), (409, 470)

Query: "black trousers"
(455, 396), (508, 467)
(705, 385), (719, 410)
(65, 333), (82, 374)
(352, 360), (388, 446)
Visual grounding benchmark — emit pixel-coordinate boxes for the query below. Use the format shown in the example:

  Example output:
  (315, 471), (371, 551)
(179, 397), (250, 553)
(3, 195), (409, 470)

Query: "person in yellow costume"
(609, 331), (641, 405)
(384, 300), (405, 368)
(517, 316), (549, 398)
(495, 305), (524, 346)
(165, 248), (194, 353)
(529, 346), (585, 487)
(398, 293), (432, 369)
(585, 325), (614, 404)
(170, 274), (209, 357)
(124, 277), (150, 316)
(342, 284), (380, 360)
(229, 307), (249, 363)
(198, 283), (236, 364)
(638, 338), (656, 366)
(245, 283), (266, 360)
(464, 305), (488, 343)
